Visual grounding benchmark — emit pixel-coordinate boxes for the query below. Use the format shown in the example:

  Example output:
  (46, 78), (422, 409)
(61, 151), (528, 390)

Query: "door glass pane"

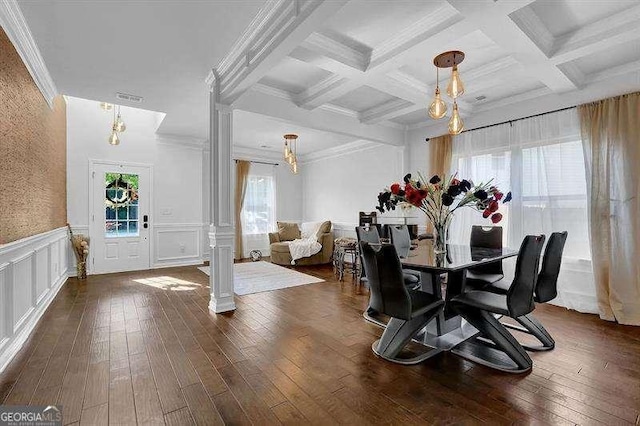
(105, 172), (140, 238)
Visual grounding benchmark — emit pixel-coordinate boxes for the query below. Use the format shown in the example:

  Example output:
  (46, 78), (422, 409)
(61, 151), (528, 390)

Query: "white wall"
(66, 96), (205, 271)
(301, 142), (415, 238)
(0, 227), (69, 373)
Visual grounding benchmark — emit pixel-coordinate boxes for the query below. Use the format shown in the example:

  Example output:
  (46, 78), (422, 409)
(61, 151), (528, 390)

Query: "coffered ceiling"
(232, 0), (640, 142)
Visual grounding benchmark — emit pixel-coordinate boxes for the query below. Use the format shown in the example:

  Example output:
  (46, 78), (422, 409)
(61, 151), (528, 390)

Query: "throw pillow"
(277, 222), (300, 241)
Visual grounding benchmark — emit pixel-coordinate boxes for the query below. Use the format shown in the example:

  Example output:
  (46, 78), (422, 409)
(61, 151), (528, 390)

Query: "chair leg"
(501, 314), (555, 351)
(372, 304), (443, 365)
(451, 306), (532, 373)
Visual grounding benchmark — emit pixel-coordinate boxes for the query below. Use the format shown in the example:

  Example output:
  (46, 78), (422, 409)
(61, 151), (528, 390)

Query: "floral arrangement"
(67, 223), (90, 279)
(376, 173), (511, 253)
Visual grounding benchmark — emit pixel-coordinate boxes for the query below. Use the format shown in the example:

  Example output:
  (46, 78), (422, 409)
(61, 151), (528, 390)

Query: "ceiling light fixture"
(283, 134), (299, 174)
(101, 103), (127, 145)
(429, 50), (465, 135)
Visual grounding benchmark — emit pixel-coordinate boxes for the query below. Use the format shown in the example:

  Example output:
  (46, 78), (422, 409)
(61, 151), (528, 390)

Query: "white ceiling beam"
(211, 0), (349, 105)
(294, 74), (358, 109)
(360, 99), (416, 124)
(550, 4), (640, 64)
(300, 31), (370, 72)
(447, 0), (577, 93)
(368, 3), (463, 70)
(234, 88), (405, 146)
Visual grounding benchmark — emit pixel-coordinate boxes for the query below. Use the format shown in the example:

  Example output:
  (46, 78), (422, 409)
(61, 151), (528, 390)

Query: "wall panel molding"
(0, 227), (68, 373)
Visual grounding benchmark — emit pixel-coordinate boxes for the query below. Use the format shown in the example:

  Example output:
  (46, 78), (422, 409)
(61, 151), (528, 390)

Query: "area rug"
(197, 261), (324, 295)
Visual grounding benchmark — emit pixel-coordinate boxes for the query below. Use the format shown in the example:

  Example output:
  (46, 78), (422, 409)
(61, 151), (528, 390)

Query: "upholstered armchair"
(269, 221), (334, 266)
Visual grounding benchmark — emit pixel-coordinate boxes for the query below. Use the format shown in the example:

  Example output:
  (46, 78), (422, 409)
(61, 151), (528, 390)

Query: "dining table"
(364, 240), (519, 358)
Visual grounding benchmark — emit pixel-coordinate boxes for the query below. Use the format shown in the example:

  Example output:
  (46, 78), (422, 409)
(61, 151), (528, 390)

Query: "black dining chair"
(360, 242), (444, 364)
(482, 231), (568, 351)
(450, 234), (545, 373)
(466, 225), (504, 288)
(387, 224), (421, 281)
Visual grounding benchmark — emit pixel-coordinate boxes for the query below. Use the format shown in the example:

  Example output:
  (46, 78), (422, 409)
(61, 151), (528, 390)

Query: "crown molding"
(360, 99), (415, 124)
(156, 134), (207, 150)
(369, 4), (462, 69)
(301, 31), (370, 72)
(251, 83), (294, 101)
(294, 74), (349, 108)
(301, 139), (382, 164)
(550, 4), (640, 63)
(0, 0), (57, 108)
(317, 103), (359, 119)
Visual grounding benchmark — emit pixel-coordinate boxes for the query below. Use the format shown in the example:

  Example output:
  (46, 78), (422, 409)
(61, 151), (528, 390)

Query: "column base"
(209, 297), (236, 314)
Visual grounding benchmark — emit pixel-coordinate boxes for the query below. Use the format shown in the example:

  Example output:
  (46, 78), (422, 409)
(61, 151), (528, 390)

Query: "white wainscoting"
(153, 223), (204, 268)
(0, 227), (69, 373)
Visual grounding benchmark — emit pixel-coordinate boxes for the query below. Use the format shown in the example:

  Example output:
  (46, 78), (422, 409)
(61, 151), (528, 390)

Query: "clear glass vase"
(432, 221), (450, 254)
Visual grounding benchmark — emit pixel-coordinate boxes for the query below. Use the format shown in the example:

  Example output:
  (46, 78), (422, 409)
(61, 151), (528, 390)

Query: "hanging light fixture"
(283, 134), (299, 173)
(100, 102), (127, 145)
(114, 105), (127, 132)
(428, 68), (447, 119)
(429, 50), (465, 135)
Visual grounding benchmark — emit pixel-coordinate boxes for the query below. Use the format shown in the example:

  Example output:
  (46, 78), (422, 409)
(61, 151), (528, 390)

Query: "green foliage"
(105, 172), (139, 189)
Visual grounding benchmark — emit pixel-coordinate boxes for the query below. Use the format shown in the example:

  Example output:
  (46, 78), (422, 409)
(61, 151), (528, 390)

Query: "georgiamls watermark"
(0, 405), (62, 426)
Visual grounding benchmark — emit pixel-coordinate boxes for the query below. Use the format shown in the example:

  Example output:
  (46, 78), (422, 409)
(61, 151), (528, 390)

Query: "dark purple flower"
(429, 175), (441, 184)
(474, 189), (488, 200)
(442, 193), (454, 206)
(447, 185), (461, 197)
(459, 180), (472, 192)
(503, 191), (512, 203)
(403, 173), (412, 183)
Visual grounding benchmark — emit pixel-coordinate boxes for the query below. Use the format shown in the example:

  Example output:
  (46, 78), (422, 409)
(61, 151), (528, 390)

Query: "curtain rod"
(234, 159), (279, 166)
(425, 104), (577, 142)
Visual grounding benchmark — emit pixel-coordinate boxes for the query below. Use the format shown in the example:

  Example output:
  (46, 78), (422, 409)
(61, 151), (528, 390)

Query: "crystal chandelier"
(428, 50), (465, 135)
(100, 103), (127, 145)
(283, 134), (299, 174)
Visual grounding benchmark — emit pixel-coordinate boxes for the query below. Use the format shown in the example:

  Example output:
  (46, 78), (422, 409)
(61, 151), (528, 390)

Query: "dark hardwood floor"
(1, 262), (640, 425)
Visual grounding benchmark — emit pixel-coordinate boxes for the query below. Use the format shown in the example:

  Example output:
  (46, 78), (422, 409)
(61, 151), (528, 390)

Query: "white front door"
(90, 161), (151, 274)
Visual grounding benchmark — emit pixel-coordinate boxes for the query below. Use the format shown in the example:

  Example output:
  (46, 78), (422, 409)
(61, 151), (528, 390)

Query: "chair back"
(388, 225), (411, 258)
(359, 242), (412, 320)
(359, 211), (378, 227)
(356, 225), (381, 244)
(536, 232), (568, 303)
(507, 235), (546, 317)
(469, 225), (503, 275)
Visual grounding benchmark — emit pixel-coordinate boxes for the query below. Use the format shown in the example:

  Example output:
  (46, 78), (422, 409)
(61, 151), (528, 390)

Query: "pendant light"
(446, 64), (465, 99)
(429, 50), (466, 135)
(448, 101), (464, 135)
(428, 67), (447, 119)
(114, 106), (127, 132)
(100, 102), (127, 145)
(283, 134), (299, 174)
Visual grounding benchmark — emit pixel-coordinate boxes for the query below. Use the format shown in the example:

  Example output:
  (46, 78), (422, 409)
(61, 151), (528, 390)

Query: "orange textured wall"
(0, 27), (67, 244)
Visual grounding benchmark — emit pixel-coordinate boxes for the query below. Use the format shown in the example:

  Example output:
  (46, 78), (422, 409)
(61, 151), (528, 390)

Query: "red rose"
(494, 192), (503, 201)
(451, 178), (460, 186)
(488, 200), (499, 213)
(482, 209), (491, 218)
(390, 183), (401, 195)
(491, 213), (503, 224)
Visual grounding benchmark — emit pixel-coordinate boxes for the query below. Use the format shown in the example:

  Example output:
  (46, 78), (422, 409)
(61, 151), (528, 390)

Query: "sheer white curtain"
(450, 108), (597, 313)
(241, 163), (276, 257)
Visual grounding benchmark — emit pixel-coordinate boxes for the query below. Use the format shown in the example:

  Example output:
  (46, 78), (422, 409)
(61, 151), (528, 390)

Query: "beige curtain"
(579, 92), (640, 325)
(234, 160), (250, 260)
(429, 134), (453, 179)
(427, 135), (453, 233)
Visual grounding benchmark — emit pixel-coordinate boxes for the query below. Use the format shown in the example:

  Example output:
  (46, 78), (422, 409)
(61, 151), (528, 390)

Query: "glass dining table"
(364, 240), (519, 354)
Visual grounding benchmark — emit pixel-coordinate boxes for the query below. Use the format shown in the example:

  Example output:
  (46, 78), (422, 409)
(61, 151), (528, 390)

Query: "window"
(241, 164), (276, 235)
(105, 173), (139, 237)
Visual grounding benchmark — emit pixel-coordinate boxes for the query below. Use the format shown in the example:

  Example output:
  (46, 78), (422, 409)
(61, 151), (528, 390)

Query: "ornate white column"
(207, 71), (236, 313)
